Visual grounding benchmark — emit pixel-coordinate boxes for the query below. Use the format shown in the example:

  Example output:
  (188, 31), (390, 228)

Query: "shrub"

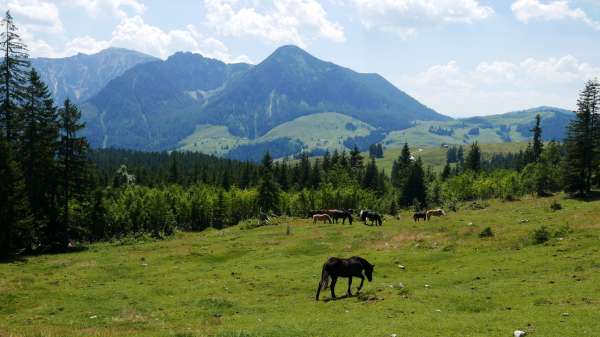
(554, 224), (573, 237)
(550, 200), (562, 211)
(479, 226), (494, 238)
(532, 226), (550, 244)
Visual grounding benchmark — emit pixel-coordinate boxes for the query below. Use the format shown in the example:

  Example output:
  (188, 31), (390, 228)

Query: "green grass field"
(1, 195), (600, 337)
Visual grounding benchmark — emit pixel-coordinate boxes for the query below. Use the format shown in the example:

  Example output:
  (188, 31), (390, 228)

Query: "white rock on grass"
(514, 330), (526, 337)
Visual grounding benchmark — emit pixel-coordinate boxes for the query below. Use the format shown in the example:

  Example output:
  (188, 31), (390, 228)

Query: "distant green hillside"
(180, 112), (375, 161)
(383, 107), (573, 149)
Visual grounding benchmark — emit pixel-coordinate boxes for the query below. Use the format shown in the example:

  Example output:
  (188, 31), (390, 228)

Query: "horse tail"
(378, 215), (382, 226)
(316, 263), (330, 301)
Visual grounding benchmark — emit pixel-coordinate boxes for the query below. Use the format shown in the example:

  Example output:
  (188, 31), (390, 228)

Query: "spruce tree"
(531, 114), (543, 162)
(257, 152), (280, 213)
(350, 145), (363, 169)
(401, 157), (426, 207)
(465, 142), (481, 172)
(0, 11), (29, 142)
(563, 80), (599, 195)
(391, 142), (411, 188)
(457, 146), (465, 166)
(362, 157), (378, 190)
(57, 99), (90, 236)
(20, 69), (61, 249)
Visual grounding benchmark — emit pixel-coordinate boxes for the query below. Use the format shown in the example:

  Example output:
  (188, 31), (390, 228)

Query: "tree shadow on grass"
(0, 245), (89, 264)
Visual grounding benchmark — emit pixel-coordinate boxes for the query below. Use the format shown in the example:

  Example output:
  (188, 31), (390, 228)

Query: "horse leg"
(357, 275), (364, 292)
(330, 276), (337, 299)
(347, 277), (353, 297)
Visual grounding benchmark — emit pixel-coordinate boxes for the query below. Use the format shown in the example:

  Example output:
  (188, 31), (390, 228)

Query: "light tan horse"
(426, 208), (446, 220)
(313, 214), (333, 224)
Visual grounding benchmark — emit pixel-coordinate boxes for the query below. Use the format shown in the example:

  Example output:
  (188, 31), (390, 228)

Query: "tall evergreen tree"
(465, 142), (482, 172)
(310, 159), (321, 188)
(401, 157), (426, 206)
(20, 69), (61, 249)
(257, 152), (280, 213)
(457, 146), (465, 166)
(0, 11), (29, 142)
(362, 157), (378, 190)
(563, 80), (599, 195)
(531, 114), (543, 162)
(391, 142), (411, 188)
(350, 145), (363, 169)
(57, 99), (90, 237)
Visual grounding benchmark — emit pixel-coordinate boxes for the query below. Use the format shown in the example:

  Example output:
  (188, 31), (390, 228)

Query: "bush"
(550, 200), (562, 211)
(479, 226), (494, 238)
(554, 224), (573, 237)
(532, 226), (550, 244)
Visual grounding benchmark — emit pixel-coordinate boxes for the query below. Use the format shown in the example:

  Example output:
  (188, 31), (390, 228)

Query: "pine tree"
(563, 80), (599, 196)
(531, 114), (543, 162)
(20, 69), (61, 249)
(465, 142), (481, 172)
(391, 142), (411, 188)
(441, 162), (451, 180)
(457, 146), (465, 166)
(257, 152), (280, 213)
(0, 11), (29, 142)
(212, 190), (227, 229)
(350, 145), (363, 169)
(362, 157), (378, 190)
(401, 157), (426, 207)
(0, 138), (32, 257)
(310, 159), (321, 188)
(168, 153), (180, 184)
(57, 99), (90, 241)
(322, 150), (331, 171)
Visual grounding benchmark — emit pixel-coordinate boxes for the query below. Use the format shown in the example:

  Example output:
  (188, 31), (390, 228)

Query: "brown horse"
(313, 214), (333, 224)
(426, 208), (446, 220)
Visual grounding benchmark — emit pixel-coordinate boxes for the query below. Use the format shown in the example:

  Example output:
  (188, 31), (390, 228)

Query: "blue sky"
(3, 0), (600, 117)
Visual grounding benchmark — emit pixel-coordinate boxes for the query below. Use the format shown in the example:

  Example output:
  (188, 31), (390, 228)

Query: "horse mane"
(352, 256), (372, 269)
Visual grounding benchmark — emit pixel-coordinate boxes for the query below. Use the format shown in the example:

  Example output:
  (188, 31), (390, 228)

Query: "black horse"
(315, 256), (374, 301)
(330, 209), (353, 224)
(413, 212), (427, 222)
(360, 210), (382, 226)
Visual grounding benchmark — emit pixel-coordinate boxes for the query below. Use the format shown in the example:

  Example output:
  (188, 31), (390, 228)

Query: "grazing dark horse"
(315, 256), (374, 301)
(360, 210), (382, 226)
(330, 209), (353, 224)
(413, 212), (427, 222)
(313, 214), (333, 224)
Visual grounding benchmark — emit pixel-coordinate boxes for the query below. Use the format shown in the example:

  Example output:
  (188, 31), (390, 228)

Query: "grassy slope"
(179, 112), (374, 156)
(1, 196), (600, 337)
(375, 142), (530, 173)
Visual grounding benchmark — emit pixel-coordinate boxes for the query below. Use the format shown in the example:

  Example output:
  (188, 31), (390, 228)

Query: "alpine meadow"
(1, 2), (600, 337)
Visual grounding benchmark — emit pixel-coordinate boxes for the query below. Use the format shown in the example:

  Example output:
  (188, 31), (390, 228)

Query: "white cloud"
(405, 55), (600, 116)
(353, 0), (494, 37)
(7, 0), (63, 33)
(511, 0), (600, 30)
(25, 15), (249, 63)
(204, 0), (345, 47)
(69, 0), (145, 18)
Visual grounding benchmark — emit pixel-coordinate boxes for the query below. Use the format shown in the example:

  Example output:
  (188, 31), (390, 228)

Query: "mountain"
(81, 45), (448, 156)
(82, 52), (251, 150)
(382, 106), (574, 148)
(199, 45), (448, 139)
(31, 48), (157, 103)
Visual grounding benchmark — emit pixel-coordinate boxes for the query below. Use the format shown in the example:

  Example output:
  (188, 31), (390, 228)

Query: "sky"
(2, 0), (600, 118)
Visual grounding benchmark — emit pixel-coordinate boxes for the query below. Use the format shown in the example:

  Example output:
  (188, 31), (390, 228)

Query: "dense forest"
(1, 11), (599, 258)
